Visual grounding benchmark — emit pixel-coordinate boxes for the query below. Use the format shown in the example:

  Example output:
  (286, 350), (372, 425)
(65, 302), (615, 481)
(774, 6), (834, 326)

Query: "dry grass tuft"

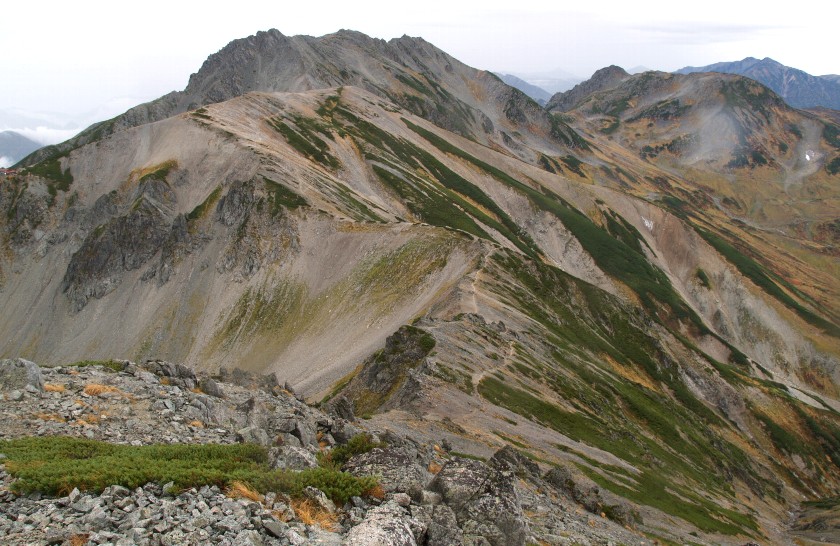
(291, 498), (339, 531)
(428, 462), (442, 474)
(365, 484), (386, 500)
(225, 481), (263, 503)
(190, 387), (204, 394)
(44, 384), (65, 393)
(189, 420), (205, 428)
(69, 534), (90, 546)
(33, 412), (66, 423)
(83, 384), (121, 397)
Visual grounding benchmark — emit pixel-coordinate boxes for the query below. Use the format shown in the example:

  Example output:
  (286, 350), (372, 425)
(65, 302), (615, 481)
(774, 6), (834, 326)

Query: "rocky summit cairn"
(0, 359), (648, 545)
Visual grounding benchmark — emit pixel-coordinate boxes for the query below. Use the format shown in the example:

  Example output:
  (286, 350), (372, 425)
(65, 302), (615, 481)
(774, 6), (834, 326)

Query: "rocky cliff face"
(2, 29), (840, 545)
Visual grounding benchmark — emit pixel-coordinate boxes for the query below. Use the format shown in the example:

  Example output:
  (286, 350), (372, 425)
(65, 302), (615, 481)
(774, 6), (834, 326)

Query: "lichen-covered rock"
(344, 502), (424, 546)
(428, 457), (527, 546)
(411, 504), (462, 546)
(0, 358), (43, 392)
(344, 448), (432, 501)
(269, 446), (319, 470)
(489, 446), (541, 481)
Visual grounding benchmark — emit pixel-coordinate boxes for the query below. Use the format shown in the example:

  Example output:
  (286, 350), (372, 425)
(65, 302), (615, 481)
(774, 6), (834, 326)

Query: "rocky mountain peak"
(546, 65), (630, 112)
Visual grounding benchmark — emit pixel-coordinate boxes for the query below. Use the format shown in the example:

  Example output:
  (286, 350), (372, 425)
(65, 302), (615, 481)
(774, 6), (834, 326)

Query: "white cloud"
(0, 126), (80, 146)
(0, 156), (12, 168)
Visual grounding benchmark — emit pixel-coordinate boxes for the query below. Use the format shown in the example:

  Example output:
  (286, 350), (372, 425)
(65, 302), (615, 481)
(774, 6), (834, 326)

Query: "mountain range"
(495, 73), (552, 104)
(0, 131), (41, 166)
(3, 29), (840, 545)
(677, 56), (840, 110)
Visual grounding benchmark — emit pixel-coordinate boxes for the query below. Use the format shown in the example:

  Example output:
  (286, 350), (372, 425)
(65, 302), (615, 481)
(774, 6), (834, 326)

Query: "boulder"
(428, 457), (527, 546)
(411, 504), (462, 546)
(344, 448), (432, 501)
(199, 377), (225, 398)
(269, 446), (319, 470)
(0, 358), (43, 392)
(489, 446), (541, 481)
(345, 502), (424, 546)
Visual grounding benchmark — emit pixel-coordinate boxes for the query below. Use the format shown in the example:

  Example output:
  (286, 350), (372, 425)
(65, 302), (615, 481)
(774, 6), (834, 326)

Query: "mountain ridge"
(676, 56), (840, 110)
(2, 29), (840, 545)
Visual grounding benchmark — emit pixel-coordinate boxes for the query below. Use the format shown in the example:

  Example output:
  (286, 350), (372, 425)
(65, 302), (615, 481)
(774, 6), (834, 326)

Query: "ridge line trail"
(471, 339), (516, 392)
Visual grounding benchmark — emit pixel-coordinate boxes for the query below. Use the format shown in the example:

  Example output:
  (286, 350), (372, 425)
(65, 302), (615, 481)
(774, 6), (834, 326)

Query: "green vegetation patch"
(268, 117), (340, 169)
(695, 227), (840, 337)
(695, 268), (711, 288)
(63, 359), (127, 373)
(187, 186), (222, 222)
(826, 156), (840, 175)
(138, 160), (177, 184)
(335, 109), (538, 257)
(318, 433), (384, 469)
(823, 124), (840, 148)
(406, 118), (700, 329)
(263, 177), (307, 214)
(0, 436), (378, 505)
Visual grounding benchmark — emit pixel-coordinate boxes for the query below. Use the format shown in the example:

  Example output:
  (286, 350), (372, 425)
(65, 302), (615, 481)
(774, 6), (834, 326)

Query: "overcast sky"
(2, 0), (837, 144)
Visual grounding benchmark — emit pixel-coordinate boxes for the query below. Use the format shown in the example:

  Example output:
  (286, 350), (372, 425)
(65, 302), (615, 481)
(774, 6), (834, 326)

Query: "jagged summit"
(24, 28), (582, 167)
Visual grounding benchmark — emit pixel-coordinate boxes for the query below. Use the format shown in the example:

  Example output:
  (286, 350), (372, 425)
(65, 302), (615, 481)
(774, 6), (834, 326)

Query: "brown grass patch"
(33, 412), (66, 423)
(290, 498), (339, 531)
(44, 384), (65, 393)
(189, 420), (205, 428)
(69, 534), (90, 546)
(364, 484), (386, 500)
(83, 384), (121, 397)
(428, 462), (442, 474)
(190, 387), (204, 394)
(225, 481), (263, 503)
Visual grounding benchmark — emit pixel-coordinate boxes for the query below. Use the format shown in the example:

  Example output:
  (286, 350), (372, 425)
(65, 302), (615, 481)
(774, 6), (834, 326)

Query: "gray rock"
(269, 445), (319, 470)
(489, 446), (541, 481)
(392, 493), (411, 507)
(233, 529), (265, 546)
(0, 358), (44, 392)
(303, 486), (336, 514)
(428, 457), (527, 546)
(330, 419), (362, 444)
(237, 426), (272, 446)
(262, 518), (288, 538)
(412, 504), (462, 546)
(8, 390), (23, 401)
(199, 377), (225, 398)
(345, 502), (423, 546)
(344, 448), (431, 501)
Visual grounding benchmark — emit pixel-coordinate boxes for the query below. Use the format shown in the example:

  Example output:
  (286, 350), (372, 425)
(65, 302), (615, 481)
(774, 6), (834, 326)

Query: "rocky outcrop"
(345, 501), (425, 546)
(428, 457), (527, 546)
(344, 448), (432, 501)
(334, 325), (436, 416)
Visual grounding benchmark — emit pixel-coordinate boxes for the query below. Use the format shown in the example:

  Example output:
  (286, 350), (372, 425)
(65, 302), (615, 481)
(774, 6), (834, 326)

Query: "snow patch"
(642, 216), (654, 231)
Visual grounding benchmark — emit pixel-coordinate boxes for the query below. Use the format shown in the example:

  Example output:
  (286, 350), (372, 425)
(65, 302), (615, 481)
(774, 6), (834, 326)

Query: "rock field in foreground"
(0, 358), (649, 545)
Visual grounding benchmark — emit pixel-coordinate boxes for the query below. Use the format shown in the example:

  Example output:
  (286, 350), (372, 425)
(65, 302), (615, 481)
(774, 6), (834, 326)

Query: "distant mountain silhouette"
(677, 57), (840, 110)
